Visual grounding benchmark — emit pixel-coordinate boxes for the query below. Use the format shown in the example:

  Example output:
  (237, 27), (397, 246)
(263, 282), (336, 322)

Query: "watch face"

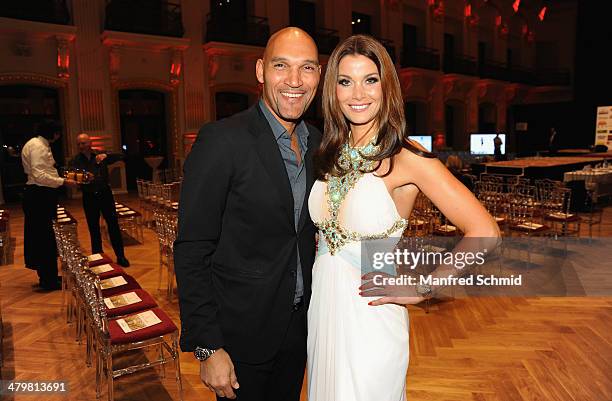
(194, 348), (207, 360)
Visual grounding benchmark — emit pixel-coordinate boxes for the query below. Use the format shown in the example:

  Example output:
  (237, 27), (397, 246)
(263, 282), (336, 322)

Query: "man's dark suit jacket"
(174, 104), (321, 364)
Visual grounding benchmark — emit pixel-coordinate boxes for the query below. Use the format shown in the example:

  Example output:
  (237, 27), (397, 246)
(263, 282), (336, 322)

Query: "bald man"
(69, 134), (129, 267)
(175, 28), (321, 401)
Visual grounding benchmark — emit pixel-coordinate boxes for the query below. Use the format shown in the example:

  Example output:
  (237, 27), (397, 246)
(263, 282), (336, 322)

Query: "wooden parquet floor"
(1, 195), (611, 401)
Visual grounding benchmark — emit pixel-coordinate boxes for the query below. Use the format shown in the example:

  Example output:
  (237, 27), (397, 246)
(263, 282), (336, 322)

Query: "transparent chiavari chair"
(80, 265), (183, 401)
(534, 179), (563, 210)
(136, 178), (145, 213)
(507, 190), (548, 237)
(0, 212), (10, 265)
(475, 181), (507, 229)
(541, 186), (581, 237)
(53, 220), (80, 323)
(165, 211), (179, 299)
(408, 193), (436, 237)
(480, 174), (504, 184)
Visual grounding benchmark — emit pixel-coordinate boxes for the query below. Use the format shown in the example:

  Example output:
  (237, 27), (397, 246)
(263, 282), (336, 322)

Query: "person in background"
(21, 121), (77, 290)
(493, 133), (503, 160)
(69, 133), (130, 267)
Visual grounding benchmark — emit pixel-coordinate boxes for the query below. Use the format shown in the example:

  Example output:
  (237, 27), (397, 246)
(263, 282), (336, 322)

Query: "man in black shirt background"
(70, 133), (129, 267)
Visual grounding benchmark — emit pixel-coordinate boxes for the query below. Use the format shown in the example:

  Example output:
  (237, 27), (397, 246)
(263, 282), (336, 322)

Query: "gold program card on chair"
(100, 276), (128, 290)
(104, 292), (142, 309)
(87, 253), (104, 262)
(116, 310), (162, 333)
(90, 264), (114, 275)
(517, 222), (543, 230)
(548, 212), (574, 219)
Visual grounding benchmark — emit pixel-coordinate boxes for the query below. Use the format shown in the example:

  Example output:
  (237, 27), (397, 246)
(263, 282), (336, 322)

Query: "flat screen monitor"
(470, 133), (506, 155)
(408, 135), (432, 152)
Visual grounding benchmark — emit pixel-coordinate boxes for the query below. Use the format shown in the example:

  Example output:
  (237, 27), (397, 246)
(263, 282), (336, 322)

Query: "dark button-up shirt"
(69, 151), (124, 193)
(259, 99), (308, 304)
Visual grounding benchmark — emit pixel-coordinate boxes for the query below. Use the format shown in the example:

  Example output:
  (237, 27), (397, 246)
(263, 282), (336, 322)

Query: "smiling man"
(174, 27), (321, 401)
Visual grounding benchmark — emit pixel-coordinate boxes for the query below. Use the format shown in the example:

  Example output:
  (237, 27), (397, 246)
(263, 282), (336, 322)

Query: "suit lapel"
(249, 106), (295, 226)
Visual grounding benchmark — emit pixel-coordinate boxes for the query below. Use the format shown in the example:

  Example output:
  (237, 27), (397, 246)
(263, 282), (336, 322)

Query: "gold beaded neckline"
(315, 138), (407, 255)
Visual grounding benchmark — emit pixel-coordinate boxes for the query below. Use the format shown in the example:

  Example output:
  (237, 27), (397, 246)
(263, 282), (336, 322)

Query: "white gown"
(307, 171), (410, 401)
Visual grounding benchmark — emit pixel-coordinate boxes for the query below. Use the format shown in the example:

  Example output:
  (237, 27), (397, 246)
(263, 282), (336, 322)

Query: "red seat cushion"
(108, 307), (178, 345)
(101, 274), (141, 297)
(88, 253), (114, 267)
(105, 289), (158, 318)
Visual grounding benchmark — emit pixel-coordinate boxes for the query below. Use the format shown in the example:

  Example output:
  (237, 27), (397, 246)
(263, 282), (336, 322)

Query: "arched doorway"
(444, 100), (467, 150)
(404, 101), (427, 136)
(118, 89), (167, 190)
(0, 85), (64, 202)
(478, 102), (497, 133)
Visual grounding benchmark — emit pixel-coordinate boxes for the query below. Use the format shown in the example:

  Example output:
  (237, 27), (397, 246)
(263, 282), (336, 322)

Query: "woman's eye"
(338, 79), (351, 86)
(366, 77), (379, 84)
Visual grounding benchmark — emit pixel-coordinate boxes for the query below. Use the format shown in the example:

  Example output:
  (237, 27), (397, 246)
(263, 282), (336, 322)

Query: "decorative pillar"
(72, 0), (114, 151)
(429, 79), (445, 146)
(467, 84), (479, 133)
(109, 45), (121, 83)
(464, 3), (479, 58)
(181, 0), (207, 161)
(427, 0), (444, 58)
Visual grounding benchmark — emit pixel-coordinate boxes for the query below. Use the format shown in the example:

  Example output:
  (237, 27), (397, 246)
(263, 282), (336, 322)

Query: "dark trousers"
(82, 186), (124, 258)
(22, 185), (58, 286)
(218, 304), (307, 401)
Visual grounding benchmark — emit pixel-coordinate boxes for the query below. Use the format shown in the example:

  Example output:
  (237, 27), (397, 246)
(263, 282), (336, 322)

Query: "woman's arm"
(395, 149), (500, 238)
(364, 149), (501, 306)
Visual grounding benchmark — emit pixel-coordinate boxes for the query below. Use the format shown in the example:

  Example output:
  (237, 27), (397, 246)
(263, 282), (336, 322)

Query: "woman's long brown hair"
(314, 35), (435, 180)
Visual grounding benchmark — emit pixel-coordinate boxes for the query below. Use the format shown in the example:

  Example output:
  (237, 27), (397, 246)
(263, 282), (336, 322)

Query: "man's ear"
(256, 59), (265, 84)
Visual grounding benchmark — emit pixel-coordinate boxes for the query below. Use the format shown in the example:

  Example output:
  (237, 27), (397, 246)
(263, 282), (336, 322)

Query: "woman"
(307, 35), (500, 400)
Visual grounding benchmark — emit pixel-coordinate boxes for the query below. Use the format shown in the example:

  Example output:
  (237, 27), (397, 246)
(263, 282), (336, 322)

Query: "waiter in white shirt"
(21, 121), (77, 290)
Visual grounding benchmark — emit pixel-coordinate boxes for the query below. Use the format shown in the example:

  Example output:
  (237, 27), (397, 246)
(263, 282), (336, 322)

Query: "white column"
(181, 0), (207, 160)
(72, 0), (115, 151)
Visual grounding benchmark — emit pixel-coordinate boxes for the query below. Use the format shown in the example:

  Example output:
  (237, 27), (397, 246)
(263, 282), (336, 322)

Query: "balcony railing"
(443, 54), (478, 76)
(375, 37), (396, 63)
(0, 0), (71, 25)
(479, 59), (511, 81)
(105, 0), (184, 38)
(400, 47), (440, 71)
(314, 28), (340, 55)
(206, 12), (270, 47)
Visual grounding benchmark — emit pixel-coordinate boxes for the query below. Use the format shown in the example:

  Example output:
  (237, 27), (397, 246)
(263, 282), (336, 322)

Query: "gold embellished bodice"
(309, 141), (407, 255)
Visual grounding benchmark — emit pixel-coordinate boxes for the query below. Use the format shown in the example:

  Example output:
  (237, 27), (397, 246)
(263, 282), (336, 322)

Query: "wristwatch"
(194, 346), (217, 361)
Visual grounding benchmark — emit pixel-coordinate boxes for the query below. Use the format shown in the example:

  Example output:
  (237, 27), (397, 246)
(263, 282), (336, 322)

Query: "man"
(493, 133), (503, 160)
(22, 121), (77, 290)
(69, 134), (130, 267)
(174, 27), (321, 401)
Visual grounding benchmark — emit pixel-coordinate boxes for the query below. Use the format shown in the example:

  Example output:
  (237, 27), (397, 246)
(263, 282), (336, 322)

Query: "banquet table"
(564, 168), (612, 200)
